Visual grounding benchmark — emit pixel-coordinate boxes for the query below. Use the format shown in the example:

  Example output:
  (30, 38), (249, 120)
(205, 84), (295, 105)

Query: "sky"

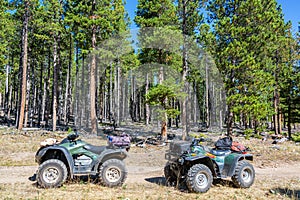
(125, 0), (300, 33)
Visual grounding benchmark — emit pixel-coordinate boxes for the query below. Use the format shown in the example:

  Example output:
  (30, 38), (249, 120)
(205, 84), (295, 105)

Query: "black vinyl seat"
(84, 144), (106, 154)
(210, 149), (231, 156)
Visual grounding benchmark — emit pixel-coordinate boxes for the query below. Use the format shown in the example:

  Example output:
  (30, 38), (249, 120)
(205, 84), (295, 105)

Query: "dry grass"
(0, 128), (299, 200)
(0, 179), (299, 200)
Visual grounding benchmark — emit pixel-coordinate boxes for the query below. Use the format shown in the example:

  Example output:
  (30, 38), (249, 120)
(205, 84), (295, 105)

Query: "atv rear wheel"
(186, 164), (212, 193)
(164, 162), (177, 186)
(98, 159), (127, 187)
(37, 159), (68, 188)
(231, 160), (255, 188)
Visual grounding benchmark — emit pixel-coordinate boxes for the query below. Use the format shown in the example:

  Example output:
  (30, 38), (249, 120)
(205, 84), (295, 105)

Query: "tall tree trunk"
(52, 36), (58, 131)
(273, 89), (279, 135)
(64, 34), (72, 125)
(24, 55), (31, 127)
(17, 0), (29, 130)
(274, 51), (281, 135)
(90, 1), (97, 134)
(74, 41), (79, 127)
(5, 64), (10, 126)
(38, 58), (44, 127)
(109, 62), (113, 122)
(114, 62), (121, 127)
(205, 59), (209, 128)
(181, 1), (189, 140)
(145, 73), (150, 125)
(287, 96), (292, 139)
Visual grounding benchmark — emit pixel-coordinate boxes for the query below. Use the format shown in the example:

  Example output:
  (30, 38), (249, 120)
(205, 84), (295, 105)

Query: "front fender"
(35, 146), (74, 177)
(185, 155), (217, 177)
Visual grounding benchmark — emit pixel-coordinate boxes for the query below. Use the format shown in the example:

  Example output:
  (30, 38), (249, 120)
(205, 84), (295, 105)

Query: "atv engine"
(74, 155), (93, 166)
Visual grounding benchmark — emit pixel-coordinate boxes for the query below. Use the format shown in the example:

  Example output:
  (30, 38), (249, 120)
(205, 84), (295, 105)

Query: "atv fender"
(36, 146), (74, 178)
(185, 155), (217, 177)
(223, 154), (253, 177)
(96, 149), (128, 167)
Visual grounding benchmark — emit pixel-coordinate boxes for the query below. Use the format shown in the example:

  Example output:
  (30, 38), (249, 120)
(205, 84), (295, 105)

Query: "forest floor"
(0, 124), (299, 200)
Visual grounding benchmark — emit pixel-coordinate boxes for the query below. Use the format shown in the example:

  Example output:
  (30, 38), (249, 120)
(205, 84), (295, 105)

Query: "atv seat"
(210, 149), (231, 156)
(84, 144), (106, 154)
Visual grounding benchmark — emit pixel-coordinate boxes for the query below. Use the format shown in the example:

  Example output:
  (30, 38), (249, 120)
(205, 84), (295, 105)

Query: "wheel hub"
(43, 167), (59, 183)
(195, 173), (208, 188)
(242, 168), (251, 183)
(105, 167), (121, 183)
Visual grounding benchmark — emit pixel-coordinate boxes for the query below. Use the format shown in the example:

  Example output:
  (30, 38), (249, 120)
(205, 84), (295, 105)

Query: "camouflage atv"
(164, 138), (255, 193)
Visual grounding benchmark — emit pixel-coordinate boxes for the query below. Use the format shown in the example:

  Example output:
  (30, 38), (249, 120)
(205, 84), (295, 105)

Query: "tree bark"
(90, 1), (98, 134)
(181, 0), (189, 140)
(227, 104), (234, 136)
(52, 36), (58, 131)
(24, 55), (31, 127)
(145, 73), (150, 125)
(17, 0), (29, 130)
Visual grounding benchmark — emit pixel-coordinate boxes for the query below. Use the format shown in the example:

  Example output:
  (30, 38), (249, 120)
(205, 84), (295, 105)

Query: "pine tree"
(65, 0), (130, 133)
(135, 0), (179, 139)
(175, 0), (204, 139)
(0, 0), (14, 110)
(206, 0), (291, 135)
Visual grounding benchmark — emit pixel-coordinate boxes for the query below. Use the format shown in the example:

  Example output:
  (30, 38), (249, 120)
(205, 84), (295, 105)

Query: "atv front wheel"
(186, 164), (212, 193)
(37, 159), (68, 188)
(231, 160), (255, 188)
(98, 159), (127, 187)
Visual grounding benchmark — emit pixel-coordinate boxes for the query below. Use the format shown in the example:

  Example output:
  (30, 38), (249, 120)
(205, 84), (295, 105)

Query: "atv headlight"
(178, 158), (184, 165)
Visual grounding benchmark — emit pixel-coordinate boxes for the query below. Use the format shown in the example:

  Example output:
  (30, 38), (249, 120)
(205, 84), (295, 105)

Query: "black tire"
(231, 160), (255, 188)
(164, 163), (177, 186)
(98, 159), (127, 187)
(37, 159), (68, 188)
(186, 164), (213, 193)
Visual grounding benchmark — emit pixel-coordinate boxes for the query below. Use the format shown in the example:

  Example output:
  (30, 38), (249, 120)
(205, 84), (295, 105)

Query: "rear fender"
(223, 154), (253, 177)
(95, 149), (128, 168)
(36, 146), (74, 177)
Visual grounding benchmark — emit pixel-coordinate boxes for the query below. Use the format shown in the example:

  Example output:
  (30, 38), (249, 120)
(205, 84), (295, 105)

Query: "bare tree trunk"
(114, 62), (121, 127)
(24, 56), (31, 127)
(5, 64), (9, 110)
(287, 96), (292, 139)
(17, 0), (29, 130)
(79, 54), (85, 127)
(109, 62), (113, 123)
(227, 104), (234, 136)
(180, 1), (189, 140)
(205, 60), (210, 128)
(52, 36), (58, 131)
(90, 1), (97, 134)
(64, 34), (72, 125)
(5, 64), (11, 126)
(273, 90), (279, 135)
(145, 73), (150, 125)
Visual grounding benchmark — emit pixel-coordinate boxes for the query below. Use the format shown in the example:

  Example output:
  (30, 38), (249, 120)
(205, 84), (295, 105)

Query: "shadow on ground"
(271, 188), (300, 199)
(145, 177), (166, 186)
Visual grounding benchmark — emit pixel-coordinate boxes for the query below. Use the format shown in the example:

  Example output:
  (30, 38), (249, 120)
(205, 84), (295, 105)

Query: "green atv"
(33, 131), (130, 188)
(164, 138), (255, 193)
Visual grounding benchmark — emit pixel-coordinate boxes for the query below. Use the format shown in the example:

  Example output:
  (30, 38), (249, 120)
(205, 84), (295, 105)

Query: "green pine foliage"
(206, 0), (297, 133)
(0, 0), (300, 139)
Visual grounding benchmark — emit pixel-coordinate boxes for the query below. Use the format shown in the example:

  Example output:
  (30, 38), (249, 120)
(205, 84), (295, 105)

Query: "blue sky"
(125, 0), (300, 32)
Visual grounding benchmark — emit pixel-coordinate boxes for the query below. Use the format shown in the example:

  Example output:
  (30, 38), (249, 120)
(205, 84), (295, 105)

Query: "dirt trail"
(0, 162), (299, 185)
